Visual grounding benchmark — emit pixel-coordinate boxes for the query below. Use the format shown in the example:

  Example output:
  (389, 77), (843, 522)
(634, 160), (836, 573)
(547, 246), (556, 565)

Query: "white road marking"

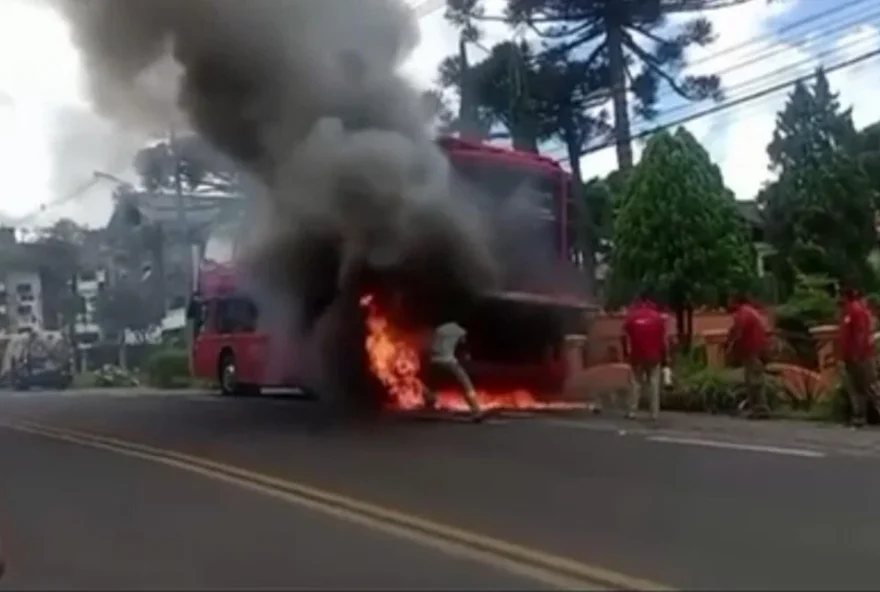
(646, 435), (826, 458)
(539, 418), (638, 434)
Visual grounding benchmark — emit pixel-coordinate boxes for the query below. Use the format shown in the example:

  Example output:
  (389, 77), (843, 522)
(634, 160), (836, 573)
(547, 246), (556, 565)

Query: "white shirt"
(431, 322), (466, 362)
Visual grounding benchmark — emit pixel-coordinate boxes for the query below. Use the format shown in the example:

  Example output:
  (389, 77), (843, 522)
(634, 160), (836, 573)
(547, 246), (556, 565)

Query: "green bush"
(774, 274), (838, 368)
(866, 292), (880, 316)
(664, 358), (787, 415)
(145, 348), (191, 389)
(90, 364), (139, 387)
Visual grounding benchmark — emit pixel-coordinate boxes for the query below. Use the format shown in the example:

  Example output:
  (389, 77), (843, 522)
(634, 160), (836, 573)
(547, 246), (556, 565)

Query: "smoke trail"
(54, 0), (499, 402)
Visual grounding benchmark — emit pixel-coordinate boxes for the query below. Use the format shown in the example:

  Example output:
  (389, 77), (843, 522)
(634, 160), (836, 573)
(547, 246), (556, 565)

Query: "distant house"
(105, 190), (243, 244)
(0, 227), (46, 334)
(105, 188), (244, 315)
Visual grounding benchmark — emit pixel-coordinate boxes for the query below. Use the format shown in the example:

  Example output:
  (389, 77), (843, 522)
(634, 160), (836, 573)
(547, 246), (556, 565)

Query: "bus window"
(214, 297), (258, 334)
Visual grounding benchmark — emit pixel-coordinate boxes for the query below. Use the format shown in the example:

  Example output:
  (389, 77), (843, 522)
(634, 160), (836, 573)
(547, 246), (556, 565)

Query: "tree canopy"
(445, 0), (736, 169)
(760, 68), (876, 295)
(94, 277), (163, 342)
(609, 127), (754, 342)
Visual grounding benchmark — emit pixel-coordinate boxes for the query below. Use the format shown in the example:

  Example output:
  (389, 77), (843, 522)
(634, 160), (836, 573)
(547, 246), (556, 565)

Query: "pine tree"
(767, 69), (857, 173)
(446, 0), (739, 169)
(761, 68), (875, 294)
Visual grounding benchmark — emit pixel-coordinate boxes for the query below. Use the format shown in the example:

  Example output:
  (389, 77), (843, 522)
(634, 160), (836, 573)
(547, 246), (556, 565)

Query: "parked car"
(3, 330), (73, 391)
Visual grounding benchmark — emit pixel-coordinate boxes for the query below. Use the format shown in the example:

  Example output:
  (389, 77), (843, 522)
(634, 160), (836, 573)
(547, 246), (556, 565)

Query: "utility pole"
(168, 125), (192, 307)
(457, 35), (479, 140)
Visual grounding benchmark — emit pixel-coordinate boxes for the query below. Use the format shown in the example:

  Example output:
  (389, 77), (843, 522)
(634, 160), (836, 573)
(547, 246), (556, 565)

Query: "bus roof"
(436, 136), (565, 174)
(197, 137), (569, 297)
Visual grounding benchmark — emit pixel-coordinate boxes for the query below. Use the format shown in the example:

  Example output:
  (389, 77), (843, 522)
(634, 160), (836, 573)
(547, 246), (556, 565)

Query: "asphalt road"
(0, 421), (553, 590)
(2, 389), (880, 590)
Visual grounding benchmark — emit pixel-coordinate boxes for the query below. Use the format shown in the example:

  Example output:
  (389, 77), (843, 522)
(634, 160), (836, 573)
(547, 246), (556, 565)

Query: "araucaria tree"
(610, 128), (754, 345)
(499, 0), (740, 169)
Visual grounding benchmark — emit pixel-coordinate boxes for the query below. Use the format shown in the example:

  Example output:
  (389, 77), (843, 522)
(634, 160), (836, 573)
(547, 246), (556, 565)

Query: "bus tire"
(217, 351), (259, 397)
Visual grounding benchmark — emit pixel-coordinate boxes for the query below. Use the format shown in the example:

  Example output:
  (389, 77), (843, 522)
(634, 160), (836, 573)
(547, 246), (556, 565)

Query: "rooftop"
(109, 190), (244, 232)
(735, 200), (761, 227)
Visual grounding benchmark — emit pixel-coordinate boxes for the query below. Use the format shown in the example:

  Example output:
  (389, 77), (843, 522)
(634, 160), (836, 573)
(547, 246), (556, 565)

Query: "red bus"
(188, 137), (593, 397)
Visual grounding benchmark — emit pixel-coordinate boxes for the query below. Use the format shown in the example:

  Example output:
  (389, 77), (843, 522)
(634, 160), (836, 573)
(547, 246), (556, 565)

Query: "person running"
(622, 293), (667, 421)
(422, 321), (485, 422)
(726, 293), (770, 419)
(837, 284), (880, 428)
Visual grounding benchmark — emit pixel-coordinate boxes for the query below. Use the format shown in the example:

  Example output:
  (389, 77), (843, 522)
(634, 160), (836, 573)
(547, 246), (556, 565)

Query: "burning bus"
(189, 137), (595, 413)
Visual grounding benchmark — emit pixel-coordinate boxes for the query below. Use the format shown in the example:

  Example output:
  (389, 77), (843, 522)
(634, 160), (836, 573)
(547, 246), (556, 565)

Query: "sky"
(0, 0), (878, 229)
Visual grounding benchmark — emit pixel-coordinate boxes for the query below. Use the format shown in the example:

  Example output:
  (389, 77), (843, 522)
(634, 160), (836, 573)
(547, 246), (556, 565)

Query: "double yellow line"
(2, 420), (672, 591)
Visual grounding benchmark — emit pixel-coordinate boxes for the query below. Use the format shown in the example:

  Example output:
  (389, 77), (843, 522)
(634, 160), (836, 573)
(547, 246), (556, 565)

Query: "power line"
(627, 13), (880, 132)
(549, 43), (880, 163)
(552, 74), (818, 163)
(577, 46), (880, 159)
(627, 2), (880, 122)
(12, 167), (132, 225)
(431, 0), (879, 151)
(667, 0), (875, 72)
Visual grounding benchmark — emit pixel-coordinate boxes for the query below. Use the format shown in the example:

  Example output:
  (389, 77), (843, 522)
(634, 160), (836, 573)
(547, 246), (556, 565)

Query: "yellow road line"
(1, 420), (673, 591)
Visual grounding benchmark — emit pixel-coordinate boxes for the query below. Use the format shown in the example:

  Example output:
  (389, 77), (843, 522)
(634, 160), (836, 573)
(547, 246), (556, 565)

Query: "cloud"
(0, 0), (151, 228)
(41, 105), (145, 228)
(828, 24), (880, 128)
(579, 0), (880, 199)
(677, 0), (810, 199)
(4, 0), (879, 228)
(579, 0), (802, 194)
(401, 0), (517, 93)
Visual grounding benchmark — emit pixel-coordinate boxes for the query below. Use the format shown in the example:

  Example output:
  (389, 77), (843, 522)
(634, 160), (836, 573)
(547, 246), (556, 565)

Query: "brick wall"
(585, 310), (737, 366)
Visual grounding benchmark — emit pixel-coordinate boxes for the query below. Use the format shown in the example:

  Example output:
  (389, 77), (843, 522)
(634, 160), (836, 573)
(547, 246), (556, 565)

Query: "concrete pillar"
(702, 329), (729, 367)
(809, 324), (839, 387)
(563, 333), (600, 410)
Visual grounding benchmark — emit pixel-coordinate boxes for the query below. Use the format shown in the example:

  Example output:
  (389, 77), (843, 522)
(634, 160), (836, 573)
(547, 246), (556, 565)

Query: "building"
(105, 188), (243, 318)
(72, 268), (107, 348)
(5, 270), (44, 332)
(0, 227), (46, 334)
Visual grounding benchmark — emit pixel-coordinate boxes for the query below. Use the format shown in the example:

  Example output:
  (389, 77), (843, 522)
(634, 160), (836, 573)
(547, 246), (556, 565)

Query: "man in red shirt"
(622, 292), (667, 420)
(726, 293), (770, 419)
(837, 285), (879, 427)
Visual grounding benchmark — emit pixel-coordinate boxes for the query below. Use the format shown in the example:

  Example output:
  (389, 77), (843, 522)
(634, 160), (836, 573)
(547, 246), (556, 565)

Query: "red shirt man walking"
(727, 294), (770, 419)
(622, 294), (667, 420)
(838, 285), (879, 427)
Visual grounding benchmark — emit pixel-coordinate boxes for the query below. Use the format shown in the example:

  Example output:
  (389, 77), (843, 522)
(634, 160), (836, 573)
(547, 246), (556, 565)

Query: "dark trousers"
(743, 355), (769, 412)
(845, 359), (880, 424)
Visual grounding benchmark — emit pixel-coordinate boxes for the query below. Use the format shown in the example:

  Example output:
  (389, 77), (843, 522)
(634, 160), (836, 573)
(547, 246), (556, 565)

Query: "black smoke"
(54, 0), (501, 408)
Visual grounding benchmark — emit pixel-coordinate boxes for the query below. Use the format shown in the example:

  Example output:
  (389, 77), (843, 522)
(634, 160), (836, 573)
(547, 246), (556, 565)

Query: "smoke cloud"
(46, 106), (146, 227)
(53, 0), (500, 403)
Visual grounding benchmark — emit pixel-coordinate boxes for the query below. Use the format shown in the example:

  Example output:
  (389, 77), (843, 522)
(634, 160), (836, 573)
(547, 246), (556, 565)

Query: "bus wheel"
(218, 352), (242, 396)
(218, 352), (260, 397)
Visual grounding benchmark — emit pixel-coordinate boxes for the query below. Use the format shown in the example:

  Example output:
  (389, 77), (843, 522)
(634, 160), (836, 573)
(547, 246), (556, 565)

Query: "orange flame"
(359, 294), (584, 412)
(359, 294), (425, 410)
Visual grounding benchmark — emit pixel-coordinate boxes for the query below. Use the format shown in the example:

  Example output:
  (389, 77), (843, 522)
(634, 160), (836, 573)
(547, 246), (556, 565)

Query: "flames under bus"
(188, 137), (594, 399)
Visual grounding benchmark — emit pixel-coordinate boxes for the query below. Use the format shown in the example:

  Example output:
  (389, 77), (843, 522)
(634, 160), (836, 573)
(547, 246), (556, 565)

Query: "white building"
(73, 268), (107, 348)
(5, 270), (44, 333)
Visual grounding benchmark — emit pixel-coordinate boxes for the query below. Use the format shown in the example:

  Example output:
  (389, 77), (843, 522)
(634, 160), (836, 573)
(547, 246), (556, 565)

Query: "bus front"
(436, 138), (594, 396)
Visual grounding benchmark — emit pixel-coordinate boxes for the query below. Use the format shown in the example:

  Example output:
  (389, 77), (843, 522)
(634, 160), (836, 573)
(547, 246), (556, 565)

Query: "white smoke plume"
(52, 0), (501, 407)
